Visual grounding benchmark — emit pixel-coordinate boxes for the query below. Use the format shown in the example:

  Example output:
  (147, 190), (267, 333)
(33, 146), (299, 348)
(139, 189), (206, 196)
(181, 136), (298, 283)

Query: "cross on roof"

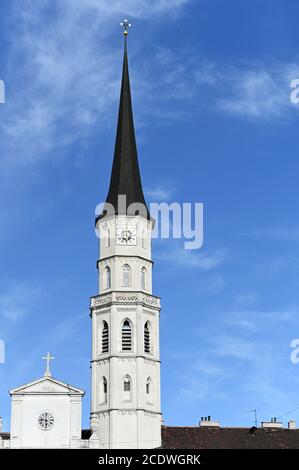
(120, 19), (131, 36)
(42, 352), (55, 377)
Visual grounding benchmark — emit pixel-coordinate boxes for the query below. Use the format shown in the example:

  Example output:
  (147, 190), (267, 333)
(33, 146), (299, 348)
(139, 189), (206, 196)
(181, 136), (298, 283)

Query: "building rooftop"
(161, 425), (299, 449)
(2, 426), (299, 448)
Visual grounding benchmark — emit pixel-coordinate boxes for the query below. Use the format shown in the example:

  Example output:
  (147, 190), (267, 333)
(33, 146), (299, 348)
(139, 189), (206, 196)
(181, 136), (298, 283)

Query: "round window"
(38, 412), (55, 431)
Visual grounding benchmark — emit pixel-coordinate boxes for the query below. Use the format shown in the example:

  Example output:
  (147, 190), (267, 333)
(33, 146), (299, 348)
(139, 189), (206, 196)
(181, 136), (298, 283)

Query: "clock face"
(116, 226), (137, 245)
(38, 412), (55, 431)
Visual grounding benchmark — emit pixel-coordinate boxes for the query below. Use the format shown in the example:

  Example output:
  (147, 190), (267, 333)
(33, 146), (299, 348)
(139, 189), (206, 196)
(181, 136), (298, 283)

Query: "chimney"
(288, 420), (296, 430)
(199, 416), (220, 427)
(261, 417), (283, 429)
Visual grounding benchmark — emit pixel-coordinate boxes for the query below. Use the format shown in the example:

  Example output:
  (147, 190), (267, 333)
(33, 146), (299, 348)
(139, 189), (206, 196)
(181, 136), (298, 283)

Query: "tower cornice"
(97, 255), (154, 267)
(91, 356), (161, 364)
(90, 291), (161, 312)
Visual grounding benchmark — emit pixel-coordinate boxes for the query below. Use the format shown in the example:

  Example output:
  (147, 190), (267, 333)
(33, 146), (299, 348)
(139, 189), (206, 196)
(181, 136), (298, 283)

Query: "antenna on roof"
(277, 405), (299, 421)
(246, 409), (258, 427)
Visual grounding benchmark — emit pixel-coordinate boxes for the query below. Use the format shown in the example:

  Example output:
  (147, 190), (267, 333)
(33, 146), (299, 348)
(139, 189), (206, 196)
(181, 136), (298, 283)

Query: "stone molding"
(95, 409), (161, 417)
(97, 256), (153, 268)
(92, 356), (160, 364)
(90, 292), (161, 311)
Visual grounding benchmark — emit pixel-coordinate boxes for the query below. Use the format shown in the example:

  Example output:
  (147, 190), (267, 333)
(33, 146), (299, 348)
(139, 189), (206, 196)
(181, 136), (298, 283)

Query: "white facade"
(90, 215), (162, 449)
(9, 376), (84, 449)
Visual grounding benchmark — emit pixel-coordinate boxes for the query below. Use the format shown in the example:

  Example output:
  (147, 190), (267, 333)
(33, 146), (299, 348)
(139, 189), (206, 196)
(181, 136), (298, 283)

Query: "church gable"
(10, 377), (84, 396)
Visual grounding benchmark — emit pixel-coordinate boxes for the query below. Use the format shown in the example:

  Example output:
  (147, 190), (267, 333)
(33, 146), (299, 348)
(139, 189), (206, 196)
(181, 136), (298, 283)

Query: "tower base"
(90, 410), (161, 449)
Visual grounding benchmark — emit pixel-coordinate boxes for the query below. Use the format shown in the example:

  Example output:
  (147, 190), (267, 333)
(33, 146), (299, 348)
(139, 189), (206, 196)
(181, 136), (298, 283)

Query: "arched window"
(146, 377), (151, 395)
(105, 266), (111, 289)
(100, 376), (107, 404)
(102, 321), (109, 353)
(141, 267), (147, 290)
(123, 264), (131, 287)
(144, 321), (150, 354)
(122, 320), (132, 351)
(123, 375), (132, 401)
(124, 376), (131, 392)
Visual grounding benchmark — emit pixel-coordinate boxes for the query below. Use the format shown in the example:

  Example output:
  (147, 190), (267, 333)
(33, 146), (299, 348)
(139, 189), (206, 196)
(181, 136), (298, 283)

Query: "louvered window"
(144, 321), (150, 353)
(102, 321), (109, 353)
(122, 320), (132, 351)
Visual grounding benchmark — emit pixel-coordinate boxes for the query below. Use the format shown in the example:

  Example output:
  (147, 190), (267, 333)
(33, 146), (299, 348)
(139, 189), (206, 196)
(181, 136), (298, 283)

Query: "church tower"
(90, 22), (162, 449)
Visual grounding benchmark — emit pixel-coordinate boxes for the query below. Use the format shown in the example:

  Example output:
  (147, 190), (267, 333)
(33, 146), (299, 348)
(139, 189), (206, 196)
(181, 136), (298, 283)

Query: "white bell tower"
(89, 23), (162, 449)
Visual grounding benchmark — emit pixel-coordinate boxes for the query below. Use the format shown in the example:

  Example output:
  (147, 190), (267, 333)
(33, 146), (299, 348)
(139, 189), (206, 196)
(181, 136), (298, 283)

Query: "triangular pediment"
(10, 376), (84, 396)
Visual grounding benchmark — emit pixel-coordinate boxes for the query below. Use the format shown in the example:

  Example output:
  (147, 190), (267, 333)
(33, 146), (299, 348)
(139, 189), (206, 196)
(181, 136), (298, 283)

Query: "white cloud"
(206, 276), (225, 293)
(173, 356), (231, 406)
(171, 304), (298, 407)
(144, 48), (299, 120)
(244, 227), (299, 241)
(74, 0), (191, 18)
(157, 244), (226, 270)
(0, 0), (193, 176)
(51, 313), (85, 345)
(235, 293), (258, 306)
(191, 362), (223, 377)
(209, 335), (258, 361)
(217, 70), (282, 118)
(2, 1), (297, 184)
(224, 309), (295, 334)
(216, 62), (299, 119)
(178, 248), (226, 270)
(146, 185), (175, 200)
(0, 281), (44, 322)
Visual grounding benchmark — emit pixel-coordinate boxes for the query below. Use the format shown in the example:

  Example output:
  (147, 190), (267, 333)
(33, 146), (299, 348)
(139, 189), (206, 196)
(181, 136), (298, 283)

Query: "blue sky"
(1, 0), (299, 431)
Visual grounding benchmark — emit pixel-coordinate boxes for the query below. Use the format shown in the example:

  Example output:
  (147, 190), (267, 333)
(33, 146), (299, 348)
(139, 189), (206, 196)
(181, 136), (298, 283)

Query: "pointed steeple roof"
(98, 36), (150, 222)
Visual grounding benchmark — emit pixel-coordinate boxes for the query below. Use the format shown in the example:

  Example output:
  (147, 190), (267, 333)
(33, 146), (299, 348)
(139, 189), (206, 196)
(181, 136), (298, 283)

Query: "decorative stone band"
(90, 291), (161, 311)
(94, 409), (161, 418)
(91, 356), (160, 365)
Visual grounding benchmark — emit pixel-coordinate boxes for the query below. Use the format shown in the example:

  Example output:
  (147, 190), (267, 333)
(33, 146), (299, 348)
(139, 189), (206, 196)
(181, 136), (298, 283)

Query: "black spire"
(98, 36), (150, 221)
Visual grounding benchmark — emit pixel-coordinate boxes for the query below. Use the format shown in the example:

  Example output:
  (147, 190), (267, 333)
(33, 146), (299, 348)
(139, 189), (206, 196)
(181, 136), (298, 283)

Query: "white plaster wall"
(10, 393), (83, 449)
(10, 399), (22, 448)
(139, 411), (162, 449)
(70, 397), (82, 448)
(95, 412), (110, 449)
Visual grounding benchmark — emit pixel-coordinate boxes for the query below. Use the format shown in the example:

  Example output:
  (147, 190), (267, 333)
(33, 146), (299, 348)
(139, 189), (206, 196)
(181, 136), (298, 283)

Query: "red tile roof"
(2, 427), (299, 448)
(161, 426), (299, 449)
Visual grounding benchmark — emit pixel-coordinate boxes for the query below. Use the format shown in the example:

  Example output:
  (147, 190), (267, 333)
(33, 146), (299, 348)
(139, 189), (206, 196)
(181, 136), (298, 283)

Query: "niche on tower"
(122, 375), (133, 402)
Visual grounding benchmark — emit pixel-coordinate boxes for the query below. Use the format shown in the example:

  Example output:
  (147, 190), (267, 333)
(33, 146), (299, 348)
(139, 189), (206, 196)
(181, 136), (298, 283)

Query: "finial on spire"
(120, 19), (131, 36)
(42, 352), (55, 377)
